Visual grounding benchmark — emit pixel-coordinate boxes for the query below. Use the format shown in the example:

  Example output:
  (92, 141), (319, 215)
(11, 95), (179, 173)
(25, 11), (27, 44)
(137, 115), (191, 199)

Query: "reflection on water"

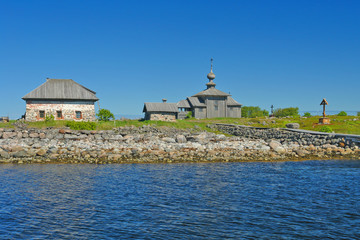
(0, 161), (360, 239)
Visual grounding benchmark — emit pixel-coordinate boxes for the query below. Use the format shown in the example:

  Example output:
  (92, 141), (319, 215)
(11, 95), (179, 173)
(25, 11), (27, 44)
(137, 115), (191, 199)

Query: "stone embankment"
(0, 125), (359, 164)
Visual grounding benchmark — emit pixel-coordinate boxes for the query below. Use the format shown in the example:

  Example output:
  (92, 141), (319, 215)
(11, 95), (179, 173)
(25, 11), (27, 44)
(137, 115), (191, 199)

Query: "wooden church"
(144, 59), (242, 120)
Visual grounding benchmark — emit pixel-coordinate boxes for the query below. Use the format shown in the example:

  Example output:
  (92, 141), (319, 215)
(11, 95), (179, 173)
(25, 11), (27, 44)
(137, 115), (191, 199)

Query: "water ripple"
(0, 160), (359, 239)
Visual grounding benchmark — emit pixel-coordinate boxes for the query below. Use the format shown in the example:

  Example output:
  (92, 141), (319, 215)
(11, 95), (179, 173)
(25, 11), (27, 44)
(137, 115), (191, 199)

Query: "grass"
(0, 115), (359, 135)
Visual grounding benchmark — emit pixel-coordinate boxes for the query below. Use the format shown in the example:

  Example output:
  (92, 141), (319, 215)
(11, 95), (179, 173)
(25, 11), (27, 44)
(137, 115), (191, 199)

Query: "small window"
(214, 105), (218, 111)
(57, 111), (62, 118)
(199, 108), (203, 112)
(75, 111), (82, 119)
(39, 111), (45, 118)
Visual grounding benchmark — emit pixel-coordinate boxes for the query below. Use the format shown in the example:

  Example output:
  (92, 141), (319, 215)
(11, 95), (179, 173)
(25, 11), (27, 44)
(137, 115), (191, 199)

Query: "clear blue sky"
(1, 0), (359, 118)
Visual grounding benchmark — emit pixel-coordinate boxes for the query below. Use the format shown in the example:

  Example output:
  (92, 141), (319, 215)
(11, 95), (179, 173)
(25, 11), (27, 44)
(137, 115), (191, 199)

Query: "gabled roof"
(22, 79), (99, 101)
(177, 99), (191, 108)
(227, 96), (242, 106)
(192, 88), (230, 97)
(143, 102), (179, 113)
(187, 97), (206, 107)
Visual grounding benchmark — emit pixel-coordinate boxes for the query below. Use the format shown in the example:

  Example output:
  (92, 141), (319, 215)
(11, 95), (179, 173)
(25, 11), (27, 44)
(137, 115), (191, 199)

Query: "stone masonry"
(25, 101), (96, 122)
(146, 112), (177, 121)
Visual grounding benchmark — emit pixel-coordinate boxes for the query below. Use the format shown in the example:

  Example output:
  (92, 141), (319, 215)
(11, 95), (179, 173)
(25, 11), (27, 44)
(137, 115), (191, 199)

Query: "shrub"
(96, 109), (115, 121)
(273, 107), (299, 117)
(45, 114), (54, 122)
(358, 112), (360, 117)
(319, 125), (333, 133)
(186, 111), (193, 118)
(337, 111), (347, 116)
(242, 106), (269, 118)
(303, 112), (311, 117)
(66, 121), (96, 130)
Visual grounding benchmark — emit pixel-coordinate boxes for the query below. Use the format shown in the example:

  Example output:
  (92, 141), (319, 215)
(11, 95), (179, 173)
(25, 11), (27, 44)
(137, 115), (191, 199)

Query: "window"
(57, 111), (62, 118)
(75, 111), (82, 119)
(39, 111), (45, 118)
(199, 108), (203, 112)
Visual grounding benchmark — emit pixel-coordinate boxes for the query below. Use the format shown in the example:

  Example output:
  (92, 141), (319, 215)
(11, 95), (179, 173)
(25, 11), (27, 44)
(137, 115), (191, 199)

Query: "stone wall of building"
(25, 100), (96, 122)
(146, 112), (177, 121)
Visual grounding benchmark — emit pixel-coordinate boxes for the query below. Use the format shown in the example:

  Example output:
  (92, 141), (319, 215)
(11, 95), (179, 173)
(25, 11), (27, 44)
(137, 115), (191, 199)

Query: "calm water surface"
(0, 160), (359, 239)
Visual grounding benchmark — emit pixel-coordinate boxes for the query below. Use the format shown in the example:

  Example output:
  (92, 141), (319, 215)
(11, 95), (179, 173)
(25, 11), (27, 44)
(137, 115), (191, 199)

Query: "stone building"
(143, 100), (178, 121)
(143, 60), (242, 121)
(22, 78), (99, 122)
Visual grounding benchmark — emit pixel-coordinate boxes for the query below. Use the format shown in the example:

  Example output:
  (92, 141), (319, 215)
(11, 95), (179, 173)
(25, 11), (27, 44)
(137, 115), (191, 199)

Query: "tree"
(96, 109), (115, 121)
(337, 111), (347, 116)
(303, 112), (311, 117)
(273, 107), (299, 117)
(242, 106), (269, 118)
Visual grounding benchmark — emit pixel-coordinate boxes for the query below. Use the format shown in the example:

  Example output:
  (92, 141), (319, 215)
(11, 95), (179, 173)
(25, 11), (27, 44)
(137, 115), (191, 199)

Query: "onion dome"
(207, 58), (216, 80)
(206, 58), (216, 89)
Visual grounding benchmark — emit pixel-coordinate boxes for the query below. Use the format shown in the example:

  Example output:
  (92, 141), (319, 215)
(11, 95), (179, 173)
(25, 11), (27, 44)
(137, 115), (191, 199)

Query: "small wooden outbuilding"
(143, 101), (178, 121)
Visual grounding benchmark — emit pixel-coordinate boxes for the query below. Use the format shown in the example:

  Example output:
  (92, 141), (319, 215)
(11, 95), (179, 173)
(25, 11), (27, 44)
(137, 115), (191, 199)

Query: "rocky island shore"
(0, 125), (359, 164)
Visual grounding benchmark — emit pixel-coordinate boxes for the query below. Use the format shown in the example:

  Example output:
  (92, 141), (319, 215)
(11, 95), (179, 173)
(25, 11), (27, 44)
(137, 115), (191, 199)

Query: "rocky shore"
(0, 125), (359, 164)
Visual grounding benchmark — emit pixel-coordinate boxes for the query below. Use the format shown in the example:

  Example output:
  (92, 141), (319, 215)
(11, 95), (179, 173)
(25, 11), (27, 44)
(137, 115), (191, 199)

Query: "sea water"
(0, 160), (359, 239)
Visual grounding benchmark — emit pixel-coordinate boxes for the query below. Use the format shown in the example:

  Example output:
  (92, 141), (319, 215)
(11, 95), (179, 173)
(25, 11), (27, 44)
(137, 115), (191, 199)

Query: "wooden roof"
(22, 79), (99, 101)
(192, 88), (230, 97)
(177, 99), (191, 108)
(187, 97), (206, 107)
(143, 102), (179, 113)
(227, 96), (242, 106)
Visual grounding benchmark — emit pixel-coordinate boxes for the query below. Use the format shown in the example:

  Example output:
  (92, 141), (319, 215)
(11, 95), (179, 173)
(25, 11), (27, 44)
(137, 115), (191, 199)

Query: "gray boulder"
(162, 137), (176, 143)
(286, 123), (300, 129)
(176, 135), (187, 143)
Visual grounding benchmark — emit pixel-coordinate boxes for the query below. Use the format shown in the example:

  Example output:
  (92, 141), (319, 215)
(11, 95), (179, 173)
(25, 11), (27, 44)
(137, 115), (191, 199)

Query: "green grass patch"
(66, 121), (96, 130)
(0, 116), (359, 135)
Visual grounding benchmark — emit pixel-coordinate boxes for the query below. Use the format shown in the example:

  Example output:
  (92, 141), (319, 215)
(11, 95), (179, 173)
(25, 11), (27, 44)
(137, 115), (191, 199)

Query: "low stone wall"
(212, 124), (360, 148)
(0, 126), (359, 164)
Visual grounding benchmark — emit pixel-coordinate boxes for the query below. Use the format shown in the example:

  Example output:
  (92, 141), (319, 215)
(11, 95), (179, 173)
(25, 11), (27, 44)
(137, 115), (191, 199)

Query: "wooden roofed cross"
(320, 98), (328, 117)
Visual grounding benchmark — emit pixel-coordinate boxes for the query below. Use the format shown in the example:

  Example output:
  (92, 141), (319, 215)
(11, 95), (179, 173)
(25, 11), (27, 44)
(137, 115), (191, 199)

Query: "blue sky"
(1, 0), (359, 118)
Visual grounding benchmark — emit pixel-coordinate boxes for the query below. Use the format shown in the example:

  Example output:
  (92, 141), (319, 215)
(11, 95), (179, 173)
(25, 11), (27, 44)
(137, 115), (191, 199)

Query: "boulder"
(2, 132), (17, 139)
(269, 140), (286, 153)
(12, 151), (29, 158)
(29, 133), (39, 138)
(176, 135), (187, 143)
(0, 149), (10, 158)
(162, 137), (176, 143)
(295, 149), (308, 157)
(286, 123), (300, 129)
(36, 149), (47, 156)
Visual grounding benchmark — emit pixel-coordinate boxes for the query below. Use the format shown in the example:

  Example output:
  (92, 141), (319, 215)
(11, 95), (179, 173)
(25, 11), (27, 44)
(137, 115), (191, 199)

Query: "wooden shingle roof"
(187, 97), (206, 107)
(22, 79), (99, 101)
(177, 99), (191, 108)
(143, 102), (179, 113)
(227, 96), (242, 106)
(192, 88), (230, 97)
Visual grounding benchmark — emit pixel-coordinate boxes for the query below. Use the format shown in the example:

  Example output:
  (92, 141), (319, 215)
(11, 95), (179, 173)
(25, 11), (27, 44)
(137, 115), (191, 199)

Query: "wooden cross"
(320, 98), (328, 117)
